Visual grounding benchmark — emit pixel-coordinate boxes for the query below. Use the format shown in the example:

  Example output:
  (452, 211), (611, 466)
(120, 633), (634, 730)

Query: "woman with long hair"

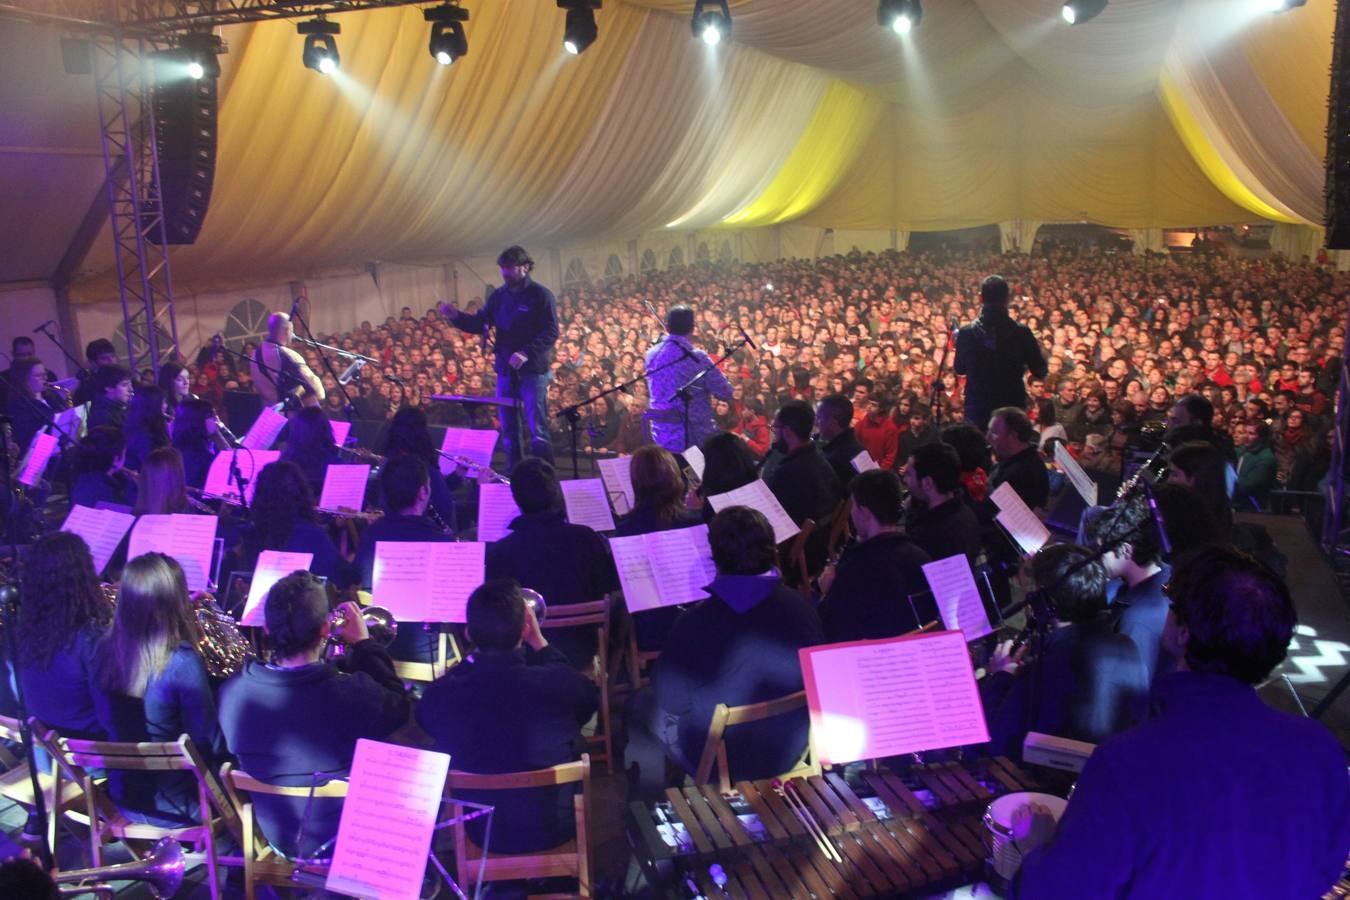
(17, 531), (114, 739)
(94, 552), (226, 823)
(243, 461), (341, 581)
(132, 447), (192, 516)
(378, 406), (456, 526)
(171, 397), (222, 490)
(123, 385), (171, 470)
(698, 430), (760, 513)
(279, 407), (340, 497)
(156, 362), (192, 411)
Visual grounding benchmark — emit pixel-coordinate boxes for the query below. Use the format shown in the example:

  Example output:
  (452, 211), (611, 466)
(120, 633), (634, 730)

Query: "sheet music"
(608, 525), (715, 613)
(683, 445), (705, 480)
(18, 432), (58, 487)
(992, 484), (1051, 556)
(240, 551), (314, 627)
(127, 514), (220, 592)
(1053, 442), (1098, 506)
(476, 482), (521, 542)
(370, 541), (485, 623)
(438, 427), (499, 475)
(327, 739), (451, 900)
(53, 403), (88, 442)
(921, 554), (993, 641)
(851, 449), (880, 473)
(707, 479), (800, 543)
(596, 456), (635, 513)
(330, 419), (352, 448)
(319, 464), (371, 514)
(202, 450), (281, 504)
(800, 631), (989, 766)
(241, 404), (287, 450)
(60, 505), (135, 575)
(561, 479), (616, 532)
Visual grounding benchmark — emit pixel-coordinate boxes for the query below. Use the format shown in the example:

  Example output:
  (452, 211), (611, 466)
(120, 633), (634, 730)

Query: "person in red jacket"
(854, 393), (900, 470)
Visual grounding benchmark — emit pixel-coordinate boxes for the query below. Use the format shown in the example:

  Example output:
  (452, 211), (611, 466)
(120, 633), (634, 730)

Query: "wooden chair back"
(0, 714), (88, 851)
(34, 725), (237, 898)
(694, 690), (818, 794)
(540, 599), (614, 774)
(392, 630), (462, 683)
(443, 755), (591, 898)
(220, 763), (349, 900)
(787, 518), (818, 598)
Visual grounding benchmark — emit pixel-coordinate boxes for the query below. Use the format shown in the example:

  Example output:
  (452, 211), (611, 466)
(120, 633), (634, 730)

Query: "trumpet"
(328, 603), (399, 648)
(56, 835), (185, 898)
(521, 587), (547, 623)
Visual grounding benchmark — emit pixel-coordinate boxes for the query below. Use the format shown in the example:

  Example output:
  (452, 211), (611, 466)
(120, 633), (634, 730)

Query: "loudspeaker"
(1326, 0), (1350, 247)
(153, 73), (217, 245)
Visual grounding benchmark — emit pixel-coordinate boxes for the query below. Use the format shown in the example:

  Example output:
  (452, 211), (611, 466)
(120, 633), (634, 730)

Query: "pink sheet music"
(318, 464), (371, 514)
(438, 427), (499, 475)
(476, 482), (521, 542)
(202, 450), (280, 504)
(921, 554), (993, 641)
(240, 551), (314, 627)
(371, 541), (485, 623)
(596, 456), (635, 513)
(561, 479), (616, 532)
(800, 631), (989, 765)
(608, 524), (715, 613)
(327, 740), (451, 900)
(241, 405), (287, 450)
(61, 505), (135, 575)
(330, 419), (352, 447)
(707, 479), (800, 543)
(127, 514), (220, 592)
(18, 432), (58, 487)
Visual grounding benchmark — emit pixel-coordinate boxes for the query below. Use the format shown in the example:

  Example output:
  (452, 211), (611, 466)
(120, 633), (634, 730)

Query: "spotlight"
(297, 18), (340, 74)
(559, 0), (600, 56)
(692, 0), (730, 46)
(178, 32), (222, 80)
(878, 0), (921, 35)
(1060, 0), (1107, 24)
(425, 3), (470, 66)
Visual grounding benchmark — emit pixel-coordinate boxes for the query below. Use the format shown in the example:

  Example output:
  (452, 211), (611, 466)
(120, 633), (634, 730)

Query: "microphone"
(33, 320), (55, 333)
(1142, 478), (1173, 558)
(737, 325), (757, 350)
(337, 359), (366, 385)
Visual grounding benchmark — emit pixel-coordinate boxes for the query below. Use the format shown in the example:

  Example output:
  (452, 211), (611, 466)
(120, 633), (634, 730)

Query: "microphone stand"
(33, 322), (88, 379)
(0, 417), (53, 869)
(289, 309), (359, 419)
(214, 342), (305, 414)
(670, 336), (750, 450)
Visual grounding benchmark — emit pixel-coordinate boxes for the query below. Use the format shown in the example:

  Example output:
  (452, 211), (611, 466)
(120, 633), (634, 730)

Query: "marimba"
(627, 756), (1044, 898)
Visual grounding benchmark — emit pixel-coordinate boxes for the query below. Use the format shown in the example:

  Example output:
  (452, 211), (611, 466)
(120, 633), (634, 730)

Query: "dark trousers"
(499, 372), (553, 467)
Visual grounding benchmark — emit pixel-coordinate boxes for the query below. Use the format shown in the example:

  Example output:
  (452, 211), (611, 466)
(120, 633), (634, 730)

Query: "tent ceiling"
(0, 0), (1333, 299)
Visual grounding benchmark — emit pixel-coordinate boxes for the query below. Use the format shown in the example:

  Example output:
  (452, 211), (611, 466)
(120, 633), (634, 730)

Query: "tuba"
(56, 835), (185, 898)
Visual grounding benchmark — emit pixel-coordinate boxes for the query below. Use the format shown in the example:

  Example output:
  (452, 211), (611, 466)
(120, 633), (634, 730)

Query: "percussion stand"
(0, 417), (53, 869)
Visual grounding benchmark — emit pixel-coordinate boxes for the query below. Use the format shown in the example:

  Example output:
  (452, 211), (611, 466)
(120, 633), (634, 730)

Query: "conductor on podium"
(440, 245), (559, 466)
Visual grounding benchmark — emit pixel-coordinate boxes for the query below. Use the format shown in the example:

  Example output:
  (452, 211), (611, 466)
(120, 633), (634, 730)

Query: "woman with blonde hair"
(132, 446), (192, 516)
(94, 552), (226, 823)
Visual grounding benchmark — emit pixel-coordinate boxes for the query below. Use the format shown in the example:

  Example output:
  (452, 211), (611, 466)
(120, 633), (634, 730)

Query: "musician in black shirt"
(954, 275), (1048, 428)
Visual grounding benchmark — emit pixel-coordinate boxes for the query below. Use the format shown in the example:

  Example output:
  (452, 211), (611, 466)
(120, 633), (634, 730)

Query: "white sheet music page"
(646, 525), (716, 605)
(53, 403), (88, 442)
(202, 450), (281, 504)
(851, 449), (880, 473)
(800, 631), (989, 766)
(330, 419), (352, 447)
(241, 405), (287, 450)
(439, 427), (499, 475)
(476, 482), (521, 542)
(128, 514), (220, 592)
(61, 505), (135, 575)
(18, 432), (58, 487)
(683, 445), (706, 480)
(561, 479), (617, 532)
(240, 551), (314, 627)
(994, 485), (1050, 556)
(1053, 442), (1098, 507)
(370, 542), (432, 621)
(707, 479), (800, 543)
(318, 464), (371, 514)
(921, 554), (993, 641)
(327, 739), (451, 900)
(596, 456), (636, 513)
(608, 534), (663, 613)
(426, 542), (485, 623)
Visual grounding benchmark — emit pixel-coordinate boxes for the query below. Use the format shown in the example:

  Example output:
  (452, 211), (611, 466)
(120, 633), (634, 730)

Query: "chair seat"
(0, 766), (83, 809)
(461, 836), (580, 881)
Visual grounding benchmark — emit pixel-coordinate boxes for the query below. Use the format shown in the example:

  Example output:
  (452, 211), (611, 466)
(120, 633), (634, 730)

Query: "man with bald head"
(250, 311), (324, 410)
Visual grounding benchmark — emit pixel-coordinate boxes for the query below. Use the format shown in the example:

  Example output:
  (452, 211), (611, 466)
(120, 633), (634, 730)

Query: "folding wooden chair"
(219, 762), (349, 900)
(787, 518), (818, 598)
(693, 690), (819, 795)
(444, 755), (591, 899)
(0, 714), (86, 851)
(392, 629), (463, 684)
(543, 599), (615, 774)
(33, 725), (239, 899)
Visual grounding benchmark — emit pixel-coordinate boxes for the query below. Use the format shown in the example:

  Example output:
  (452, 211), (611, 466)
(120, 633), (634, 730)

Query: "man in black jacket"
(818, 469), (933, 642)
(219, 572), (409, 858)
(815, 393), (867, 489)
(417, 579), (597, 854)
(988, 406), (1050, 510)
(766, 399), (842, 526)
(954, 275), (1048, 428)
(903, 441), (982, 564)
(629, 507), (824, 797)
(439, 245), (559, 465)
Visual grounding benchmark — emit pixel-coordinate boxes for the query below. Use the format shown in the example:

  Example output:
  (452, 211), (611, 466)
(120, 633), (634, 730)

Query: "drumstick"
(773, 778), (842, 863)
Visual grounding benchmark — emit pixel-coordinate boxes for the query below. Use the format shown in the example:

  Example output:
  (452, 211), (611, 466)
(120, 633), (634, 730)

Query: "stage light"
(1061, 0), (1107, 24)
(878, 0), (921, 35)
(179, 32), (222, 80)
(692, 0), (730, 46)
(297, 18), (340, 74)
(425, 4), (470, 66)
(559, 0), (600, 56)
